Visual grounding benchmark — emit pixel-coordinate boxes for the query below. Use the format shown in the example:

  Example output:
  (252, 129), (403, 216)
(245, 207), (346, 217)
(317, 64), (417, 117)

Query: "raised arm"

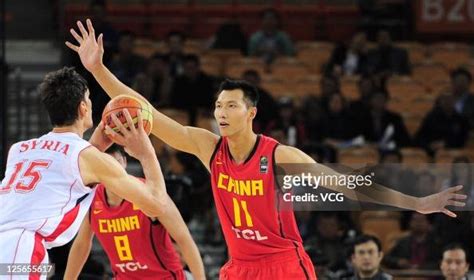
(80, 110), (168, 217)
(275, 145), (467, 217)
(64, 215), (94, 280)
(156, 197), (206, 280)
(66, 19), (219, 167)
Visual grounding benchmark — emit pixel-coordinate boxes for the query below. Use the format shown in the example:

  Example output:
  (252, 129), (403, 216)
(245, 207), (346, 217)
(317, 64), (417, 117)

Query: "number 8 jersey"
(210, 135), (304, 261)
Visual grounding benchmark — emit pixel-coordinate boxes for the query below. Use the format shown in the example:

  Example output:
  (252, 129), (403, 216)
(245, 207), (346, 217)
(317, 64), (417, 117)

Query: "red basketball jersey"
(210, 135), (304, 261)
(89, 184), (184, 280)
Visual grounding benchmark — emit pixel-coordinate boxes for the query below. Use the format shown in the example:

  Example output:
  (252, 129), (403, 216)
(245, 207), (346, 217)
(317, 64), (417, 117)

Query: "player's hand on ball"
(104, 109), (154, 160)
(416, 185), (467, 218)
(65, 18), (104, 73)
(89, 121), (113, 152)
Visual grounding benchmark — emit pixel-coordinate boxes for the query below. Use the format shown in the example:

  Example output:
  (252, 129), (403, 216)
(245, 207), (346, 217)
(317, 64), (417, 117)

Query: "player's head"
(39, 67), (93, 130)
(214, 79), (259, 137)
(105, 144), (127, 168)
(440, 243), (469, 280)
(351, 235), (383, 277)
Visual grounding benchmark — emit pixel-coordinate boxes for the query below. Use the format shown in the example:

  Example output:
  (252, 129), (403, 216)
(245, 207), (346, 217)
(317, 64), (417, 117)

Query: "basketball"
(101, 95), (153, 142)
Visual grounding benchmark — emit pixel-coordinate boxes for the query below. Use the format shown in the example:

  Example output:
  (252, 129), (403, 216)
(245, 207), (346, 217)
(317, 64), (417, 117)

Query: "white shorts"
(0, 229), (49, 280)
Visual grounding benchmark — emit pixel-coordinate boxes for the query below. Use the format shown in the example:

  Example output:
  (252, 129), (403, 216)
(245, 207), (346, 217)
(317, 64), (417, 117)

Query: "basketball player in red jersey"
(0, 67), (203, 280)
(64, 144), (199, 280)
(67, 19), (467, 280)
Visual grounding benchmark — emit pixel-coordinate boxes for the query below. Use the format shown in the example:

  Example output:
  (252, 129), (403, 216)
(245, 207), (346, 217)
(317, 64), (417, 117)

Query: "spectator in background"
(349, 76), (376, 117)
(302, 96), (328, 143)
(209, 20), (247, 55)
(440, 244), (470, 280)
(374, 150), (404, 189)
(132, 53), (173, 106)
(164, 152), (197, 223)
(443, 157), (474, 207)
(165, 31), (187, 77)
(322, 93), (361, 148)
(265, 97), (306, 147)
(361, 92), (411, 151)
(349, 76), (377, 141)
(325, 32), (369, 77)
(109, 31), (145, 86)
(415, 93), (469, 157)
(415, 170), (438, 197)
(88, 0), (118, 64)
(384, 213), (441, 270)
(248, 9), (295, 63)
(306, 213), (347, 272)
(367, 30), (411, 76)
(347, 235), (392, 280)
(241, 70), (278, 132)
(451, 67), (474, 128)
(320, 75), (342, 109)
(170, 54), (216, 125)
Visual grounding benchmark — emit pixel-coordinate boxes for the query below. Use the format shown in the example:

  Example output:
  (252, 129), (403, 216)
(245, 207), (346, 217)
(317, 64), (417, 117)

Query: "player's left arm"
(88, 121), (112, 152)
(64, 212), (94, 280)
(274, 145), (467, 217)
(155, 197), (206, 280)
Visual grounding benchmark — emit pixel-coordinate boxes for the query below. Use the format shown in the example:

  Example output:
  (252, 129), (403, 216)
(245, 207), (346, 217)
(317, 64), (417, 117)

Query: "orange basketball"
(101, 95), (153, 143)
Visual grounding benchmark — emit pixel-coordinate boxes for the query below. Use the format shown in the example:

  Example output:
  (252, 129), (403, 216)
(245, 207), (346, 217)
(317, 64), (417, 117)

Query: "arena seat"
(400, 148), (430, 166)
(435, 149), (474, 163)
(338, 147), (378, 165)
(430, 42), (472, 70)
(395, 42), (427, 64)
(387, 76), (428, 102)
(360, 211), (402, 253)
(413, 61), (450, 85)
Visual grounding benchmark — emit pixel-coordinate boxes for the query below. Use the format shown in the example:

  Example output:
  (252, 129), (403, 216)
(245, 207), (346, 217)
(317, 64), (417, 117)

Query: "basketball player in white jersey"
(0, 68), (204, 280)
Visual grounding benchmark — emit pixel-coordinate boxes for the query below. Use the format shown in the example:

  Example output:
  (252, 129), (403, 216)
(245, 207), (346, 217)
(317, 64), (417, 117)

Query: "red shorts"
(219, 247), (317, 280)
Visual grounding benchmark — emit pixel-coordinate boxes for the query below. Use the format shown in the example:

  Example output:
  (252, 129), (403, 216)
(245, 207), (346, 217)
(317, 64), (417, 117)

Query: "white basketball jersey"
(0, 132), (95, 248)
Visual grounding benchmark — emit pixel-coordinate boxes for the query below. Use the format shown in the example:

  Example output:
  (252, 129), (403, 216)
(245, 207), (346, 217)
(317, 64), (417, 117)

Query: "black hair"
(442, 243), (469, 262)
(183, 54), (200, 65)
(261, 8), (281, 24)
(39, 67), (88, 126)
(118, 30), (135, 40)
(451, 67), (472, 82)
(379, 150), (403, 162)
(150, 52), (170, 63)
(89, 0), (106, 9)
(217, 79), (259, 107)
(243, 69), (260, 79)
(105, 144), (125, 156)
(351, 234), (382, 254)
(166, 31), (186, 42)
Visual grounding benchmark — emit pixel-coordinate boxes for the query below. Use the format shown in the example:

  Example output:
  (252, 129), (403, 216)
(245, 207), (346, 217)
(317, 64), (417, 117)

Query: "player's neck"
(227, 131), (258, 165)
(52, 123), (84, 138)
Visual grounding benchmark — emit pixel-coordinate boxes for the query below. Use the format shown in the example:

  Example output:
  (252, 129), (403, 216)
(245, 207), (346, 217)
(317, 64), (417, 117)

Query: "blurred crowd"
(56, 1), (474, 279)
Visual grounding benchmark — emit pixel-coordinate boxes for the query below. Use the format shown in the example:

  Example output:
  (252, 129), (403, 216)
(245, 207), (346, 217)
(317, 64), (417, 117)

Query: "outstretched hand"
(104, 109), (155, 161)
(416, 185), (467, 218)
(65, 19), (104, 73)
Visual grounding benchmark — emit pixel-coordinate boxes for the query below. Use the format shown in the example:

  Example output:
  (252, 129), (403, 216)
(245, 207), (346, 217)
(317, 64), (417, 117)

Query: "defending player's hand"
(89, 121), (113, 152)
(104, 109), (155, 160)
(65, 19), (104, 73)
(416, 185), (467, 218)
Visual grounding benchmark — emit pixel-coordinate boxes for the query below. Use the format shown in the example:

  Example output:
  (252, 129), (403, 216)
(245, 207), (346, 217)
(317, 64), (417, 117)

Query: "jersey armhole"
(272, 143), (284, 194)
(208, 137), (223, 167)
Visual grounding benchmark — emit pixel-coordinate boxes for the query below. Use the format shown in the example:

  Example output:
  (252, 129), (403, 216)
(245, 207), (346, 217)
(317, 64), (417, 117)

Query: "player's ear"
(78, 100), (87, 118)
(249, 107), (257, 120)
